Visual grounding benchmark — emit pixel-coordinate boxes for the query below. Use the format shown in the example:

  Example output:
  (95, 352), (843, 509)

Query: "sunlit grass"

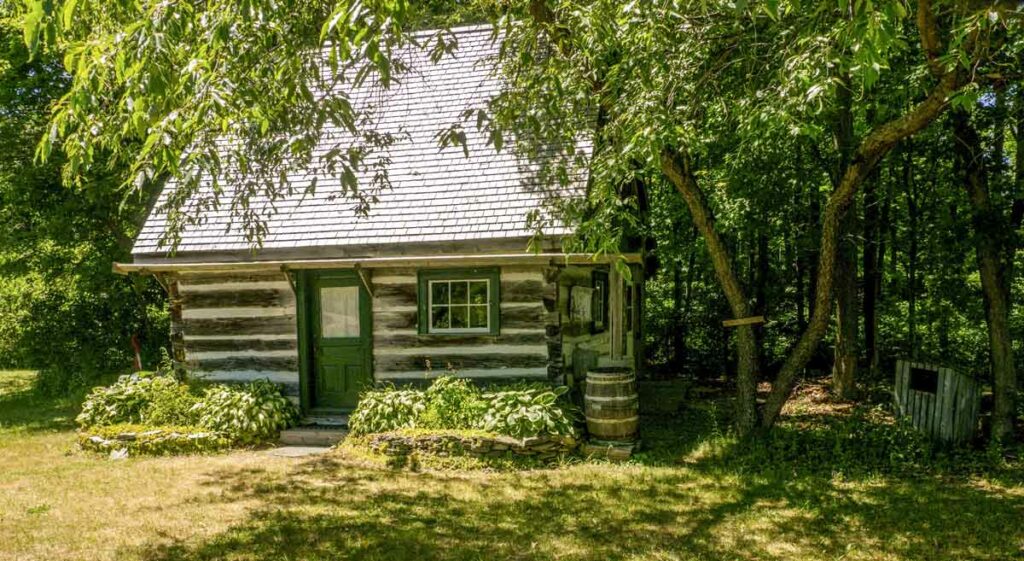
(1, 370), (1022, 561)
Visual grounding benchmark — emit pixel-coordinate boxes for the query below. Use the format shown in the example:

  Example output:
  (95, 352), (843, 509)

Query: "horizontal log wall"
(173, 272), (300, 399)
(372, 266), (557, 382)
(170, 263), (564, 399)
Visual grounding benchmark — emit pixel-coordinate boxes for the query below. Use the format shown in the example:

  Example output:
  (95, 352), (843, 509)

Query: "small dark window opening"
(591, 271), (609, 333)
(909, 367), (939, 394)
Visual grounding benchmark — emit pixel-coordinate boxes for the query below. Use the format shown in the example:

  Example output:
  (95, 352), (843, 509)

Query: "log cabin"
(115, 25), (643, 416)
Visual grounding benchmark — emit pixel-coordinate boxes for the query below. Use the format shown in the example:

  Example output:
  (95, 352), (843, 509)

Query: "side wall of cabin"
(171, 271), (301, 401)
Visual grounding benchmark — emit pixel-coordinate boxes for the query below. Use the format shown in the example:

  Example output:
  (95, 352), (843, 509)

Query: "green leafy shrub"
(78, 423), (230, 456)
(140, 376), (200, 426)
(193, 380), (298, 444)
(76, 372), (176, 428)
(349, 387), (426, 435)
(419, 376), (486, 430)
(479, 386), (578, 438)
(719, 405), (933, 475)
(349, 378), (579, 439)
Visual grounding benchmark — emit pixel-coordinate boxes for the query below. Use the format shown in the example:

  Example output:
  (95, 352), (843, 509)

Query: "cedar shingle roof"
(132, 25), (584, 257)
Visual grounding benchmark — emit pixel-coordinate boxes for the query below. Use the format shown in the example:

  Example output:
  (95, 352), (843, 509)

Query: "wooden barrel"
(584, 367), (639, 442)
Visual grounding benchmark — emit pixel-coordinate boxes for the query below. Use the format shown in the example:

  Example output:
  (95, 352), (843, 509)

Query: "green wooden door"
(310, 274), (371, 411)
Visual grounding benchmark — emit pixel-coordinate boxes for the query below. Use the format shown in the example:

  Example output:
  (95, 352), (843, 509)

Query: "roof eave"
(113, 252), (643, 275)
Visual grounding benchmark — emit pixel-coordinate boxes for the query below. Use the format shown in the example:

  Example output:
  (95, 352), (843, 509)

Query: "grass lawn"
(1, 370), (1022, 561)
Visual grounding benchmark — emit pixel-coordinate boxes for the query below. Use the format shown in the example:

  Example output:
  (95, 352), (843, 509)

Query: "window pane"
(431, 281), (449, 306)
(320, 286), (360, 337)
(451, 281), (468, 304)
(469, 305), (488, 329)
(469, 281), (488, 305)
(431, 306), (450, 330)
(450, 305), (468, 329)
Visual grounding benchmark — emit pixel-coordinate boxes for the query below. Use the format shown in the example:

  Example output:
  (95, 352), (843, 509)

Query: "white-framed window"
(428, 278), (491, 333)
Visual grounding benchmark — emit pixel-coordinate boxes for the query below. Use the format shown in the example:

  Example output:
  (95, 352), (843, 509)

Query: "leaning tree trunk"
(952, 109), (1018, 443)
(661, 151), (760, 434)
(760, 70), (964, 429)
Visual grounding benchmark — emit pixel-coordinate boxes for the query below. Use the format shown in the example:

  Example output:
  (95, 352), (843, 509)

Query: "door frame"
(296, 269), (373, 414)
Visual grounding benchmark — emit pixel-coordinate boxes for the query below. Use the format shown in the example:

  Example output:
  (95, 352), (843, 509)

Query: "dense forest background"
(642, 95), (1024, 383)
(0, 15), (167, 393)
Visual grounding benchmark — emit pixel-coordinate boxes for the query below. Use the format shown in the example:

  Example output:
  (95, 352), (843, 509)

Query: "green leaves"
(349, 377), (579, 439)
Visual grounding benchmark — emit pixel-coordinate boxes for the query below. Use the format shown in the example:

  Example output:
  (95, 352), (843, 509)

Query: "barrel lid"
(588, 366), (633, 374)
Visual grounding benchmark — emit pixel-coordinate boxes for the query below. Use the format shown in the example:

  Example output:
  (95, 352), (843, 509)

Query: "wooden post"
(609, 268), (624, 359)
(166, 276), (188, 378)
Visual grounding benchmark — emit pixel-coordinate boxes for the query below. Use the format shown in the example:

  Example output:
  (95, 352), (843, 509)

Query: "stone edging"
(367, 433), (578, 462)
(78, 429), (227, 453)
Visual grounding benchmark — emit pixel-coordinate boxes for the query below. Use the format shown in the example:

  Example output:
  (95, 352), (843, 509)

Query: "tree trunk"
(863, 167), (881, 379)
(673, 259), (685, 370)
(905, 143), (920, 360)
(661, 151), (760, 433)
(832, 73), (858, 399)
(760, 69), (964, 429)
(952, 108), (1018, 443)
(755, 226), (770, 375)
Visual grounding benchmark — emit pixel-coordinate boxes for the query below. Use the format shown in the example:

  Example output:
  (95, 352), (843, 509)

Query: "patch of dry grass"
(2, 371), (1022, 561)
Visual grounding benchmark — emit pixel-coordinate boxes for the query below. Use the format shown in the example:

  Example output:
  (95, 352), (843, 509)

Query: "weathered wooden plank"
(195, 356), (299, 372)
(375, 367), (549, 381)
(501, 304), (547, 328)
(182, 315), (298, 336)
(181, 289), (292, 309)
(501, 280), (546, 303)
(722, 315), (766, 328)
(179, 272), (286, 285)
(374, 331), (547, 348)
(375, 309), (418, 330)
(186, 338), (298, 353)
(193, 371), (300, 396)
(375, 345), (548, 357)
(374, 352), (549, 373)
(372, 283), (418, 308)
(940, 367), (954, 441)
(896, 360), (908, 416)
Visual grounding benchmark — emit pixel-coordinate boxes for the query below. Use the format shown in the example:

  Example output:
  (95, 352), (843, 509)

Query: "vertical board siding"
(371, 265), (556, 382)
(893, 360), (980, 444)
(174, 272), (300, 397)
(556, 265), (614, 386)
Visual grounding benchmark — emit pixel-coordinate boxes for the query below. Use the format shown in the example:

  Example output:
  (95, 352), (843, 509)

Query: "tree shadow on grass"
(0, 371), (78, 433)
(127, 444), (1024, 561)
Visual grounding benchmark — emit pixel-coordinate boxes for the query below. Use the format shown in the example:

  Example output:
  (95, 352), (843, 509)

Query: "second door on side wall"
(311, 274), (371, 410)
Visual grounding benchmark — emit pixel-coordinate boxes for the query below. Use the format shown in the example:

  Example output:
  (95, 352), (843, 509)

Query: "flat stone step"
(266, 446), (332, 458)
(301, 414), (349, 427)
(581, 441), (637, 462)
(279, 427), (348, 447)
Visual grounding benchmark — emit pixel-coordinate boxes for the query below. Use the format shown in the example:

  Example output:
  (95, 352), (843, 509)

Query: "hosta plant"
(479, 386), (577, 439)
(193, 380), (298, 444)
(348, 388), (427, 435)
(76, 372), (184, 428)
(419, 376), (486, 430)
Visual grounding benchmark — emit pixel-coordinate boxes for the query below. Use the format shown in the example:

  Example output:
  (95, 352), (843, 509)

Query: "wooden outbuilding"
(894, 360), (980, 444)
(116, 26), (643, 417)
